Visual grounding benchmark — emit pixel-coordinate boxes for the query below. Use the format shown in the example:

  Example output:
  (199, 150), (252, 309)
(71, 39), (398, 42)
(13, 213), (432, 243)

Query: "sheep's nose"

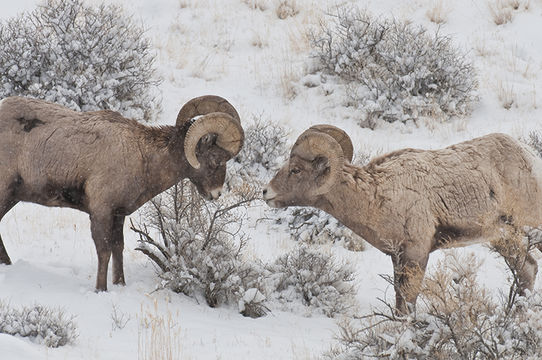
(209, 188), (222, 200)
(262, 186), (276, 201)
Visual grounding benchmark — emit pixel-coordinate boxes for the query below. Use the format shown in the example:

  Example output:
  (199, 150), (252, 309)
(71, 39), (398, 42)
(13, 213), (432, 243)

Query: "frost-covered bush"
(132, 180), (268, 318)
(526, 130), (542, 159)
(0, 302), (77, 347)
(267, 245), (357, 317)
(325, 247), (542, 359)
(0, 0), (160, 121)
(310, 7), (477, 128)
(277, 207), (364, 251)
(228, 115), (289, 187)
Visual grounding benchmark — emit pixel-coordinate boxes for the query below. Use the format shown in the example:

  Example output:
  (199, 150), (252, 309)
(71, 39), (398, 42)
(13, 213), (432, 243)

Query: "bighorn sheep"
(263, 125), (542, 313)
(0, 95), (244, 291)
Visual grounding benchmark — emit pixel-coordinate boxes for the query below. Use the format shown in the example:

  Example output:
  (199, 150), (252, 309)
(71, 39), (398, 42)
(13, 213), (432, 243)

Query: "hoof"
(95, 285), (108, 293)
(0, 254), (11, 265)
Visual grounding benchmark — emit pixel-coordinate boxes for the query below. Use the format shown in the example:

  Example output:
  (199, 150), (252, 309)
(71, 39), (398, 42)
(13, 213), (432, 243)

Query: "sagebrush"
(228, 115), (290, 187)
(0, 0), (160, 121)
(325, 228), (542, 359)
(132, 179), (268, 318)
(309, 7), (477, 128)
(267, 245), (358, 317)
(0, 302), (77, 347)
(526, 130), (542, 159)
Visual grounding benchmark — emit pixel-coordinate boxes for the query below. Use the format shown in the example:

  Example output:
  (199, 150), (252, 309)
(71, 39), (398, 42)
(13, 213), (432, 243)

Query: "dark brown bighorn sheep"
(0, 95), (244, 291)
(264, 125), (542, 313)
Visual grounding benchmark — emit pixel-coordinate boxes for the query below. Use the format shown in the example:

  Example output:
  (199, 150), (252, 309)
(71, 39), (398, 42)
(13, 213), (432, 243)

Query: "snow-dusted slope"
(1, 0), (542, 359)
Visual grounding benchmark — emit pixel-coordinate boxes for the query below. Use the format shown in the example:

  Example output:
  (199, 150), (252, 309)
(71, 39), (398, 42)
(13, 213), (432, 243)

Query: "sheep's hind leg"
(0, 196), (18, 265)
(111, 215), (126, 286)
(0, 234), (11, 265)
(90, 212), (114, 291)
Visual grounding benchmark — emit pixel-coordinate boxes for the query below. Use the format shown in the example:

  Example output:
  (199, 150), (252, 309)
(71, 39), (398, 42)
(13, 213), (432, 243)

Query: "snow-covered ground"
(1, 0), (542, 359)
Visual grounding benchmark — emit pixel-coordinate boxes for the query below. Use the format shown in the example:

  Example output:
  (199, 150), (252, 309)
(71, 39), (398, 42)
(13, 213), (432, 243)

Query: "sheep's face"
(263, 154), (332, 208)
(188, 134), (231, 200)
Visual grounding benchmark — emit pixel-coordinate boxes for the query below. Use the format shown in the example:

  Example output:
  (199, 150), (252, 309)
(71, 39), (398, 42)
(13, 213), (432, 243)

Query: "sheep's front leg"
(0, 189), (18, 265)
(90, 213), (113, 292)
(392, 253), (429, 315)
(111, 215), (126, 286)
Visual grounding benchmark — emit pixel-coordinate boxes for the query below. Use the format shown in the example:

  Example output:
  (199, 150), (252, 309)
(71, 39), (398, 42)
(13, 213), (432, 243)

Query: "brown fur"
(0, 96), (238, 291)
(265, 132), (542, 313)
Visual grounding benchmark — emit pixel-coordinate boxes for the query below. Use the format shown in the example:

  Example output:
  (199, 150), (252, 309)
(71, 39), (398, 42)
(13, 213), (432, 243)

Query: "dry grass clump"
(243, 0), (269, 11)
(495, 80), (517, 109)
(426, 0), (448, 24)
(488, 0), (530, 25)
(276, 0), (299, 19)
(138, 302), (182, 360)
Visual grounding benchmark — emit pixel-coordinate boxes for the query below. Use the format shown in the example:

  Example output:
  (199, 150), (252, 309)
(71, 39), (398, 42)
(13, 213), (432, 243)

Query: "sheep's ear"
(312, 156), (330, 176)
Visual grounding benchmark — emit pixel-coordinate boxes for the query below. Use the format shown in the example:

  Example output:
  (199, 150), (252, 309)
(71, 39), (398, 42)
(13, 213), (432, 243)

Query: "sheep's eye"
(289, 168), (301, 175)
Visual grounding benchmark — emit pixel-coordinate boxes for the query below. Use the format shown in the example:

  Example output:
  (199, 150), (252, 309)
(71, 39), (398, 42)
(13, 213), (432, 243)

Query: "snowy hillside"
(1, 0), (542, 359)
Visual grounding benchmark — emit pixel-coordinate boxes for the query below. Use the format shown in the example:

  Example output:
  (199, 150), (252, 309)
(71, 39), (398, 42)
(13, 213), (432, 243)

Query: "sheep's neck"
(315, 164), (380, 247)
(138, 125), (188, 196)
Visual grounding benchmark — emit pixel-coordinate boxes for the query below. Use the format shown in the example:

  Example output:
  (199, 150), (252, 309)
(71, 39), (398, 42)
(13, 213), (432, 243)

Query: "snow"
(1, 0), (542, 359)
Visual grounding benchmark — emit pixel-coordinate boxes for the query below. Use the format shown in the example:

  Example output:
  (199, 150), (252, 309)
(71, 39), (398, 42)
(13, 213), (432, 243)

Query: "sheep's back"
(368, 133), (542, 227)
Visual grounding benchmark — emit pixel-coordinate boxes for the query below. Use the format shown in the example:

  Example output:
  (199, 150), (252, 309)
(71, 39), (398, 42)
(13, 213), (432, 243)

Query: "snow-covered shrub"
(0, 0), (160, 121)
(228, 115), (289, 187)
(238, 288), (268, 319)
(526, 130), (542, 159)
(0, 302), (77, 347)
(325, 242), (542, 359)
(267, 245), (357, 317)
(132, 179), (268, 318)
(309, 7), (477, 128)
(277, 207), (364, 251)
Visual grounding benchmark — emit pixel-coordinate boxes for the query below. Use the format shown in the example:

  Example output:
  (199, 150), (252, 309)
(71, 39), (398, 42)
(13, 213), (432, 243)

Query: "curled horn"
(176, 95), (240, 127)
(179, 95), (243, 169)
(291, 130), (344, 196)
(184, 113), (244, 170)
(308, 124), (353, 163)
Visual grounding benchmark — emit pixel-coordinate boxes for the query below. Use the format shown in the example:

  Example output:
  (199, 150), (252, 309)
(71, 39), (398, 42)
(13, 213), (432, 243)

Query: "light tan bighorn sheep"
(0, 95), (244, 291)
(264, 125), (542, 313)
